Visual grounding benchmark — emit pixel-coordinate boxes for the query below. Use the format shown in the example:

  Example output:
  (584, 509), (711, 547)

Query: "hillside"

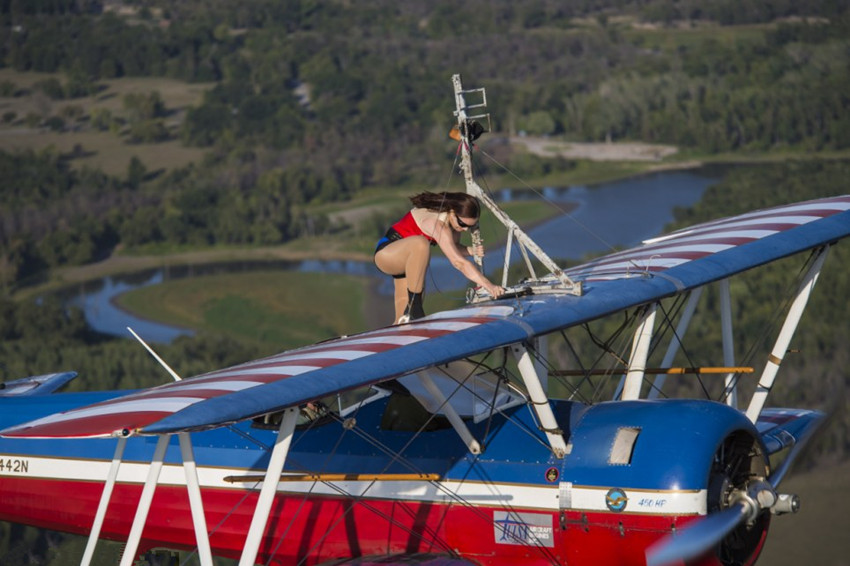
(2, 0), (850, 294)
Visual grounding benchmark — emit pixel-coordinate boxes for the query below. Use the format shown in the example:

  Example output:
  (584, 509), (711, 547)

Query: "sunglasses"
(455, 215), (478, 229)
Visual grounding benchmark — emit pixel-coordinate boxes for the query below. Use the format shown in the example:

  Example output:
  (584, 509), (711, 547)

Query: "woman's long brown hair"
(410, 191), (480, 218)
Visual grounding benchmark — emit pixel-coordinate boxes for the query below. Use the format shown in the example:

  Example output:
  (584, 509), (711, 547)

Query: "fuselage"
(0, 390), (765, 565)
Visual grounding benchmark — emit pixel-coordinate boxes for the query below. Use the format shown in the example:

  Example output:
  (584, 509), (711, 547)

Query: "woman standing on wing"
(374, 191), (505, 324)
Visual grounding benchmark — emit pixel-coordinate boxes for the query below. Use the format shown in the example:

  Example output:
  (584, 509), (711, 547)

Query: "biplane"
(1, 75), (848, 566)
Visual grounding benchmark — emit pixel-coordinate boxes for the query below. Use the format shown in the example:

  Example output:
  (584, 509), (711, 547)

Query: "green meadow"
(116, 271), (375, 351)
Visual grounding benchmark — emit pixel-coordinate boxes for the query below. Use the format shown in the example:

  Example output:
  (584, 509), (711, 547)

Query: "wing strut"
(511, 343), (567, 458)
(179, 433), (214, 565)
(416, 372), (482, 454)
(239, 407), (299, 566)
(81, 433), (214, 566)
(621, 304), (658, 400)
(746, 246), (829, 423)
(119, 435), (170, 566)
(719, 279), (739, 408)
(81, 437), (127, 566)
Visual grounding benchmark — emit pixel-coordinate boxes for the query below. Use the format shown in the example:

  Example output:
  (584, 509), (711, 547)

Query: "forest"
(2, 0), (850, 292)
(1, 1), (850, 563)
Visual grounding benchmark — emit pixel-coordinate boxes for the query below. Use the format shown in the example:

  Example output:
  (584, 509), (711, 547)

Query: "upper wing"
(2, 196), (849, 439)
(0, 309), (530, 438)
(565, 195), (850, 285)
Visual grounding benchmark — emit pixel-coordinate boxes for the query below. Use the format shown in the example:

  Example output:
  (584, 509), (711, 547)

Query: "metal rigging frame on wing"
(451, 74), (582, 299)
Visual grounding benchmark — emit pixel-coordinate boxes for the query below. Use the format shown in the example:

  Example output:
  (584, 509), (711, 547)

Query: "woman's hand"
(467, 244), (485, 257)
(483, 281), (505, 298)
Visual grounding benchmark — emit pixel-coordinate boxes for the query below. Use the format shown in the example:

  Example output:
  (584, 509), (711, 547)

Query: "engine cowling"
(555, 399), (772, 566)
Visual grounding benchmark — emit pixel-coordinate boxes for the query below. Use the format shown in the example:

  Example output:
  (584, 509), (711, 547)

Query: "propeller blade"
(768, 413), (825, 488)
(645, 503), (748, 566)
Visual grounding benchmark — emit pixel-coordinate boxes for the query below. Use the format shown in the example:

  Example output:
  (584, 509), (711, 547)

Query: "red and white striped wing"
(0, 313), (508, 439)
(566, 196), (850, 282)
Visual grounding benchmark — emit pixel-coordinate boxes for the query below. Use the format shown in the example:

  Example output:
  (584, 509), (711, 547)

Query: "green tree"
(126, 156), (147, 189)
(127, 119), (169, 143)
(181, 102), (232, 146)
(89, 107), (113, 131)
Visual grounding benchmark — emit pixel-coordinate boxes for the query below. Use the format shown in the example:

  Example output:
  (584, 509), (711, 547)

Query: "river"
(63, 167), (723, 343)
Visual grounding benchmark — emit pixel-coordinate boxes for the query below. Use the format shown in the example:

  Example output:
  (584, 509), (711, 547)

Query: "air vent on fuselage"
(609, 426), (641, 465)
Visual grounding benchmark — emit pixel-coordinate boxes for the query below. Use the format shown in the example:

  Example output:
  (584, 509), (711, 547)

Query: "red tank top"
(390, 211), (437, 243)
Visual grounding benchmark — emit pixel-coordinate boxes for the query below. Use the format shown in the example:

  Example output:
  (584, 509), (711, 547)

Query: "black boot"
(404, 290), (425, 320)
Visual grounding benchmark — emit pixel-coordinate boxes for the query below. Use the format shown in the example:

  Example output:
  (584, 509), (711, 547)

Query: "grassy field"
(0, 69), (210, 176)
(115, 270), (377, 351)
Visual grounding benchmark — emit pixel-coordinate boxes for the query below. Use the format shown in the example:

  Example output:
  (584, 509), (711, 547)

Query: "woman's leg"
(392, 277), (409, 321)
(375, 236), (430, 321)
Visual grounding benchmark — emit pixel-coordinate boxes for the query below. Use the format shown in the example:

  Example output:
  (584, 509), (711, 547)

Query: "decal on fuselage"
(0, 456), (30, 474)
(605, 488), (628, 512)
(635, 496), (668, 509)
(562, 484), (706, 515)
(493, 511), (554, 548)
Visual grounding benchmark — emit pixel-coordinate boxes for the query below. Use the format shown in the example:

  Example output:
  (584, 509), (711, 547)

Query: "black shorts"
(375, 228), (403, 254)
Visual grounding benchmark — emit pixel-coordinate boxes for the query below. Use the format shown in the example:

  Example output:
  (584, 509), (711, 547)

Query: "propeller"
(646, 416), (824, 566)
(645, 480), (774, 566)
(646, 507), (744, 566)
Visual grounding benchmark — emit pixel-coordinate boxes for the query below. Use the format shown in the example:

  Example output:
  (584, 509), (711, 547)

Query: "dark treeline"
(0, 148), (335, 291)
(2, 0), (849, 292)
(3, 0), (847, 153)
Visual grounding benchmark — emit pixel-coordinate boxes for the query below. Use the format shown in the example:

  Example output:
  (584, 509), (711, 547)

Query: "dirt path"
(511, 136), (679, 161)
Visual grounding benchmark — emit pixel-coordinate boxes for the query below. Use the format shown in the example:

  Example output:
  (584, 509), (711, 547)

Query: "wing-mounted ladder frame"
(451, 74), (581, 296)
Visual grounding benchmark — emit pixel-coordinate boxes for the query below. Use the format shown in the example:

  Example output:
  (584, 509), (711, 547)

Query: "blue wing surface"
(756, 408), (825, 455)
(0, 372), (78, 397)
(2, 196), (848, 438)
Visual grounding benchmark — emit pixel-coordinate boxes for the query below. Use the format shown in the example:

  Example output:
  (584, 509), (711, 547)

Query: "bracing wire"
(289, 378), (562, 566)
(423, 149), (465, 298)
(555, 330), (596, 404)
(642, 295), (713, 401)
(227, 352), (561, 565)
